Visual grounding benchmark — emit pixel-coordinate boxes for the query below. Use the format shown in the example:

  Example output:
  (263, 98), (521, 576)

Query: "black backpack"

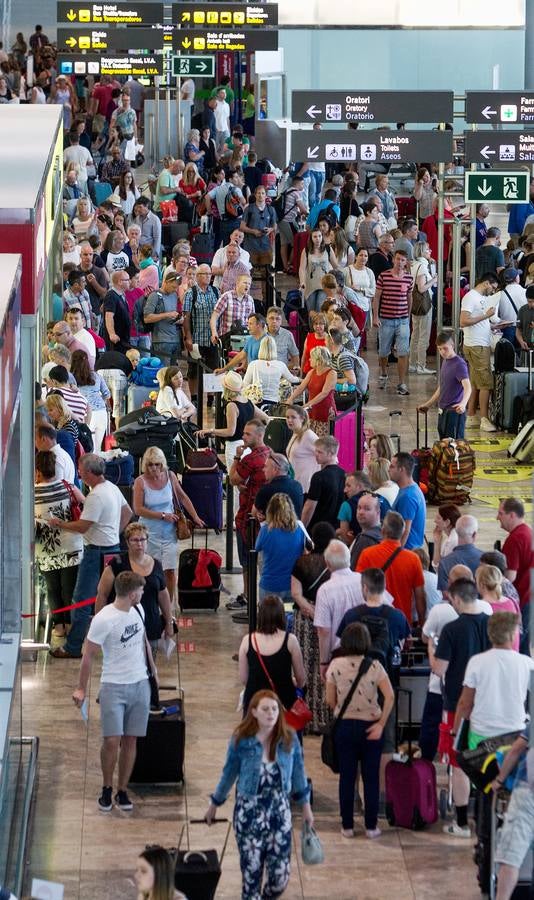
(359, 611), (392, 670)
(493, 338), (516, 373)
(77, 422), (94, 453)
(272, 188), (299, 222)
(135, 291), (164, 334)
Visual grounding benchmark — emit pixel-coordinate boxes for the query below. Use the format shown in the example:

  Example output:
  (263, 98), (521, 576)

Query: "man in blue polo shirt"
(390, 452), (426, 550)
(214, 312), (266, 375)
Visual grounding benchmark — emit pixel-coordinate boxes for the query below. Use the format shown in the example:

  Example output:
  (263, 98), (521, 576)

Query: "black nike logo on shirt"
(120, 625), (141, 644)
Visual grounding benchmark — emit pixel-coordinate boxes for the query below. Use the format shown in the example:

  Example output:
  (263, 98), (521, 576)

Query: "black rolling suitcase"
(114, 410), (180, 461)
(174, 819), (231, 900)
(264, 403), (292, 454)
(178, 529), (221, 612)
(129, 694), (185, 784)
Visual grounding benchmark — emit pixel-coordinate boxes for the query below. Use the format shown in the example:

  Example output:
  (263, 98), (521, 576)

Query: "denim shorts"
(98, 678), (150, 737)
(495, 782), (534, 869)
(378, 317), (410, 358)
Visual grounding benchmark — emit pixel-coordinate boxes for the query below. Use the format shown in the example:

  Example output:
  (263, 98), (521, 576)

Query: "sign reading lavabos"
(292, 90), (453, 124)
(465, 91), (534, 125)
(58, 53), (163, 77)
(172, 55), (215, 77)
(57, 2), (164, 24)
(291, 129), (453, 164)
(464, 132), (534, 165)
(172, 2), (278, 27)
(174, 28), (277, 51)
(465, 171), (530, 204)
(57, 26), (168, 51)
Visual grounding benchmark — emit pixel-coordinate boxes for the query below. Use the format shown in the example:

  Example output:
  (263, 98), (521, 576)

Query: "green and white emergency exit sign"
(465, 171), (530, 204)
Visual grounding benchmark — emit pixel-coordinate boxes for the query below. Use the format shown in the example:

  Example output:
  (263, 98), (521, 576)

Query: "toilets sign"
(291, 129), (453, 164)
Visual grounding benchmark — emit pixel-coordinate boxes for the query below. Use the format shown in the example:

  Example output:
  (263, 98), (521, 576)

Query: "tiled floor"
(23, 332), (523, 899)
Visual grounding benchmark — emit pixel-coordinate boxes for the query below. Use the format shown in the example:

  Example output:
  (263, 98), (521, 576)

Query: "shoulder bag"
(381, 545), (403, 572)
(62, 480), (82, 521)
(170, 475), (193, 541)
(411, 263), (432, 316)
(321, 657), (372, 773)
(133, 604), (160, 710)
(252, 633), (312, 731)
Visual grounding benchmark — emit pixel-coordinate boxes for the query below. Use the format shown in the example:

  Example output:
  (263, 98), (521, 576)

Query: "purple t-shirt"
(439, 355), (469, 409)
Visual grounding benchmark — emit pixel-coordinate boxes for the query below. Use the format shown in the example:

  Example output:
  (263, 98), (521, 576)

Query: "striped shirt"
(55, 387), (89, 423)
(376, 271), (413, 319)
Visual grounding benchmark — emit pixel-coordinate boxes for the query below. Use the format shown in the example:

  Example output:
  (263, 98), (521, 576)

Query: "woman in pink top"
(476, 564), (521, 651)
(285, 405), (320, 495)
(138, 243), (160, 294)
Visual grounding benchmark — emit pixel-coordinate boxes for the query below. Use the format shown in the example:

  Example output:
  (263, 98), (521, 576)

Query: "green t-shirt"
(154, 169), (176, 212)
(210, 84), (235, 103)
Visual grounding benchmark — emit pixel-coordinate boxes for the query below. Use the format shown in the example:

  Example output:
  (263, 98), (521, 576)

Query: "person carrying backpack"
(274, 175), (308, 274)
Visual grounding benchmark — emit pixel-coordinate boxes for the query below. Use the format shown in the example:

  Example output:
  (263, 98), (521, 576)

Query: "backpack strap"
(381, 545), (403, 572)
(503, 287), (519, 317)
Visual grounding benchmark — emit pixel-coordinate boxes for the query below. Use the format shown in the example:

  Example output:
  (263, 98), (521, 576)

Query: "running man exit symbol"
(504, 177), (519, 199)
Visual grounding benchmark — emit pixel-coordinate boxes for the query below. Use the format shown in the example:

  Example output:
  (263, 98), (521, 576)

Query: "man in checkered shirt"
(210, 273), (255, 349)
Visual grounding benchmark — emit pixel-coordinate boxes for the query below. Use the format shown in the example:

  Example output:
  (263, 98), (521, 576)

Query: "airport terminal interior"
(1, 3), (534, 899)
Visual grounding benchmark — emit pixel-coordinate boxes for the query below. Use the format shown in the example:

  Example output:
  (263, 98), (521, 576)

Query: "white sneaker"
(379, 374), (388, 389)
(366, 827), (382, 839)
(466, 415), (480, 428)
(341, 827), (355, 838)
(408, 365), (417, 373)
(480, 417), (497, 433)
(443, 822), (471, 839)
(416, 366), (436, 375)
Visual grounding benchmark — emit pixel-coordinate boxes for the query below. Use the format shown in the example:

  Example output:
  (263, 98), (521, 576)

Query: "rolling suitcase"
(508, 419), (534, 462)
(385, 689), (438, 830)
(178, 529), (221, 611)
(127, 383), (156, 413)
(427, 437), (475, 505)
(332, 400), (364, 472)
(174, 820), (231, 900)
(129, 694), (185, 784)
(411, 409), (432, 488)
(493, 370), (530, 431)
(191, 228), (215, 266)
(181, 446), (224, 531)
(264, 403), (291, 454)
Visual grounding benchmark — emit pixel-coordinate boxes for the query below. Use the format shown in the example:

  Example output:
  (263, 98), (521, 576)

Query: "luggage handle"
(395, 687), (413, 757)
(416, 408), (428, 451)
(190, 526), (209, 551)
(179, 819), (232, 865)
(389, 409), (402, 454)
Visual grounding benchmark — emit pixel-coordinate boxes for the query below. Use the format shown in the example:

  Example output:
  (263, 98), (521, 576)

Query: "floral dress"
(233, 761), (292, 900)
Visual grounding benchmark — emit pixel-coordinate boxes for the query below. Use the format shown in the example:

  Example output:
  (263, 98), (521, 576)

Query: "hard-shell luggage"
(93, 179), (113, 205)
(114, 411), (180, 460)
(396, 196), (417, 219)
(127, 383), (156, 413)
(427, 437), (475, 505)
(508, 420), (534, 462)
(332, 401), (364, 472)
(130, 695), (185, 784)
(191, 229), (215, 266)
(174, 820), (231, 900)
(181, 464), (224, 532)
(510, 351), (534, 433)
(493, 370), (529, 432)
(411, 409), (432, 488)
(386, 689), (438, 830)
(264, 406), (291, 454)
(178, 530), (221, 611)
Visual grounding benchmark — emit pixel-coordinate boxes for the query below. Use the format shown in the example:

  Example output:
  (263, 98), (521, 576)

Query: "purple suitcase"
(385, 688), (438, 829)
(332, 404), (365, 472)
(181, 468), (224, 533)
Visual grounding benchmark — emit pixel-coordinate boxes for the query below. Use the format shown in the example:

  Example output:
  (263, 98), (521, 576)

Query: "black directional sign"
(57, 2), (164, 25)
(174, 28), (277, 52)
(465, 91), (534, 125)
(464, 131), (534, 165)
(291, 130), (454, 165)
(57, 27), (169, 51)
(292, 90), (454, 124)
(58, 53), (163, 78)
(172, 2), (278, 27)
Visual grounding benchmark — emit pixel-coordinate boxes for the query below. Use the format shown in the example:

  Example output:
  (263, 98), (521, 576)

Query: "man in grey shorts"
(72, 570), (157, 813)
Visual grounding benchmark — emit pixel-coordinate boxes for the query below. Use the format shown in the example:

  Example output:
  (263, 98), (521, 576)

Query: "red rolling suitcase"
(386, 689), (438, 830)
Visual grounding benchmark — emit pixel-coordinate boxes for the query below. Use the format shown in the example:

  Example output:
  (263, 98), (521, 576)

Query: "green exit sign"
(465, 171), (530, 204)
(172, 55), (214, 77)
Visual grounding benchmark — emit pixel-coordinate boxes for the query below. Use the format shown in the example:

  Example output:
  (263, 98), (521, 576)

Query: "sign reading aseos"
(291, 129), (453, 164)
(57, 2), (164, 24)
(292, 90), (454, 124)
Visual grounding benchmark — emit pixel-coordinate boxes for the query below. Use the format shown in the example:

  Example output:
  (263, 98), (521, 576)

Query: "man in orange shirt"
(356, 511), (426, 626)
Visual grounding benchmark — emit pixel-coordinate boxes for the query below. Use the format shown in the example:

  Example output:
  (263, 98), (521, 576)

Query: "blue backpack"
(132, 357), (162, 388)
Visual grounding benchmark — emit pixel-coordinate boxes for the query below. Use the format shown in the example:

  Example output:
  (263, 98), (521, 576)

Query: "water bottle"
(391, 646), (401, 668)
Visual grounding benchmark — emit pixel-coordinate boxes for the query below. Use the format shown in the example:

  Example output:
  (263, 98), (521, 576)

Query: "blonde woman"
(286, 346), (337, 437)
(45, 392), (81, 446)
(367, 457), (399, 507)
(71, 196), (97, 241)
(475, 565), (521, 650)
(255, 493), (308, 602)
(242, 335), (299, 408)
(63, 231), (81, 266)
(330, 226), (355, 269)
(286, 405), (320, 494)
(133, 446), (204, 600)
(178, 162), (207, 205)
(198, 371), (267, 474)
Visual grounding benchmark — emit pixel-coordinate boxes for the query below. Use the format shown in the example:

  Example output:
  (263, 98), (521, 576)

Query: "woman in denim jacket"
(205, 689), (313, 899)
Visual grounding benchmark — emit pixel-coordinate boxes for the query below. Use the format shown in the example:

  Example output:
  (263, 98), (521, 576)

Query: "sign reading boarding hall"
(57, 2), (164, 24)
(465, 92), (534, 125)
(465, 172), (530, 204)
(292, 90), (454, 124)
(172, 3), (278, 27)
(57, 27), (168, 51)
(58, 53), (163, 77)
(175, 29), (277, 51)
(291, 130), (453, 165)
(464, 132), (534, 164)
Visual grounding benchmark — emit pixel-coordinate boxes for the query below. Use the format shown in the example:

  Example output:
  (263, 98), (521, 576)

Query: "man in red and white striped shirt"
(372, 250), (413, 395)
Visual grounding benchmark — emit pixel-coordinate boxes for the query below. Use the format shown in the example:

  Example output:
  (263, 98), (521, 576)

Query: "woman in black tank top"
(197, 371), (268, 474)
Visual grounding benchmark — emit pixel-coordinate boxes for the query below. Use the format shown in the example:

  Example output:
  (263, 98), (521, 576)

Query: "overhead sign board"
(291, 129), (454, 164)
(465, 172), (530, 204)
(292, 90), (454, 124)
(174, 28), (277, 51)
(172, 55), (215, 77)
(57, 26), (168, 51)
(172, 2), (278, 27)
(464, 132), (534, 165)
(465, 91), (534, 125)
(57, 2), (164, 25)
(58, 53), (163, 77)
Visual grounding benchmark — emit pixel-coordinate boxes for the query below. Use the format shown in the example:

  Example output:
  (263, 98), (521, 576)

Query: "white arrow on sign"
(307, 145), (319, 159)
(306, 105), (322, 119)
(482, 105), (497, 119)
(480, 145), (496, 160)
(476, 178), (492, 197)
(198, 61), (208, 72)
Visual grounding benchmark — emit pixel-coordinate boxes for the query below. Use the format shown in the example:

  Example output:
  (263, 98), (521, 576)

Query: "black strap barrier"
(247, 515), (259, 634)
(223, 475), (242, 574)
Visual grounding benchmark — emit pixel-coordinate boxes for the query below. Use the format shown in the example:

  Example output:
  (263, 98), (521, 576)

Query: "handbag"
(411, 264), (432, 316)
(63, 480), (82, 521)
(171, 477), (193, 540)
(301, 821), (324, 865)
(243, 369), (263, 404)
(252, 634), (313, 731)
(321, 657), (372, 773)
(457, 729), (521, 792)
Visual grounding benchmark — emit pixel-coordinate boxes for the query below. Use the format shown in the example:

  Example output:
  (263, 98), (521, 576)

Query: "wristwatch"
(161, 512), (166, 520)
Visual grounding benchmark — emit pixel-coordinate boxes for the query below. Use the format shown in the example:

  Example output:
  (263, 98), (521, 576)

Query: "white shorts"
(495, 782), (534, 869)
(147, 536), (178, 571)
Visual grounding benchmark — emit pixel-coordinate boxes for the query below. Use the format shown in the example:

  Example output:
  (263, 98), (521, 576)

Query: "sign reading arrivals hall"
(292, 90), (454, 124)
(464, 172), (530, 204)
(174, 28), (277, 51)
(58, 53), (163, 77)
(57, 26), (168, 50)
(465, 91), (534, 125)
(464, 132), (534, 165)
(291, 129), (453, 164)
(172, 3), (278, 27)
(56, 2), (164, 24)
